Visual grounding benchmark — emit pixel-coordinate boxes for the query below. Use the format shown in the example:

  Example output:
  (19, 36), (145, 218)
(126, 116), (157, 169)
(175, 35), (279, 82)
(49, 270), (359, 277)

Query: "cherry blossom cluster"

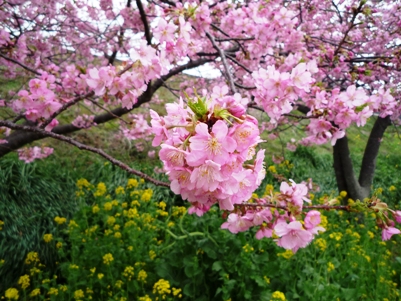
(252, 62), (318, 123)
(72, 115), (96, 129)
(12, 74), (61, 122)
(222, 180), (325, 253)
(151, 86), (265, 216)
(121, 113), (153, 141)
(17, 146), (54, 163)
(299, 86), (398, 146)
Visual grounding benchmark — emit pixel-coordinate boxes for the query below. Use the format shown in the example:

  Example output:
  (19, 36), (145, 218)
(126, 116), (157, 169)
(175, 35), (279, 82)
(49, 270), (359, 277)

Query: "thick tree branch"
(0, 58), (214, 157)
(0, 120), (170, 187)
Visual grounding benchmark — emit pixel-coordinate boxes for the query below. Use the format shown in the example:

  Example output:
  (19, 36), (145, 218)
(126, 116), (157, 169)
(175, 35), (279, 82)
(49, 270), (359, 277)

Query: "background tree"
(0, 0), (400, 203)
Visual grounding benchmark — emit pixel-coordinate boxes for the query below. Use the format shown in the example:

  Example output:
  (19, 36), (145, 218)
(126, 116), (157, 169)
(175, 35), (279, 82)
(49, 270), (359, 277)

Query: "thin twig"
(0, 52), (42, 76)
(0, 120), (170, 187)
(205, 31), (237, 94)
(136, 0), (152, 45)
(238, 202), (351, 211)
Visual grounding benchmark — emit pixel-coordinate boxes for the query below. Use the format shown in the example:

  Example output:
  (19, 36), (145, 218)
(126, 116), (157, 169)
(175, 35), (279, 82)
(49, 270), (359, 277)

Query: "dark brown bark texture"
(333, 116), (392, 202)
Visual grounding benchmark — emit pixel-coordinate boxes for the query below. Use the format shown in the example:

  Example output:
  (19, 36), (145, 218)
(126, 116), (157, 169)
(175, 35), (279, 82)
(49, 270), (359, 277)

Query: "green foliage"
(0, 156), (78, 292)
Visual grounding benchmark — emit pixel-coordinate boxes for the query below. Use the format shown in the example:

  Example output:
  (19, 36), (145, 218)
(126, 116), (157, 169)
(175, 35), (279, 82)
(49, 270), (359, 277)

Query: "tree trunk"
(333, 116), (392, 203)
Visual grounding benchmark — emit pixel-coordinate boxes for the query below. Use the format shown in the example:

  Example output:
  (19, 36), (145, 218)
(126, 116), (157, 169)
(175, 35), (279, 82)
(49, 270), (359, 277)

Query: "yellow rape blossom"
(18, 274), (30, 289)
(127, 178), (138, 189)
(103, 253), (114, 265)
(138, 270), (147, 282)
(172, 287), (182, 297)
(29, 288), (41, 297)
(141, 189), (153, 202)
(327, 262), (335, 272)
(271, 291), (286, 301)
(115, 186), (125, 194)
(92, 205), (100, 213)
(25, 252), (39, 265)
(107, 216), (116, 225)
(0, 220), (3, 230)
(104, 202), (113, 211)
(153, 279), (171, 295)
(43, 234), (53, 243)
(54, 216), (66, 225)
(76, 178), (91, 189)
(138, 295), (152, 301)
(149, 250), (156, 260)
(277, 250), (293, 259)
(5, 288), (19, 300)
(98, 273), (104, 280)
(158, 201), (167, 210)
(48, 288), (58, 295)
(74, 289), (84, 300)
(94, 182), (107, 197)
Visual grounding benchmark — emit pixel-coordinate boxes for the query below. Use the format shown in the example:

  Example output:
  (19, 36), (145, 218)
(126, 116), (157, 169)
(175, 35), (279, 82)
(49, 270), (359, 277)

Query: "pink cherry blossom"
(274, 221), (313, 253)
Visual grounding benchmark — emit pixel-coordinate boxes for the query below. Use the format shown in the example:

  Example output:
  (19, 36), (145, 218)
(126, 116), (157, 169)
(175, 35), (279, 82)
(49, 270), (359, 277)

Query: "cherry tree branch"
(0, 52), (42, 76)
(238, 202), (351, 211)
(0, 58), (214, 157)
(206, 31), (237, 94)
(0, 120), (170, 187)
(136, 0), (152, 45)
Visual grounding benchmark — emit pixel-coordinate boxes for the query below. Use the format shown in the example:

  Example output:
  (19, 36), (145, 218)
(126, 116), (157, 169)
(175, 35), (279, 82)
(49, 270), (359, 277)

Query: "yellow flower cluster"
(94, 182), (107, 197)
(76, 178), (91, 190)
(141, 189), (153, 202)
(277, 249), (294, 259)
(139, 295), (152, 301)
(153, 279), (171, 295)
(48, 287), (58, 295)
(0, 220), (4, 230)
(314, 238), (327, 251)
(123, 266), (134, 280)
(5, 288), (19, 300)
(18, 274), (30, 289)
(25, 252), (39, 265)
(29, 288), (40, 297)
(149, 250), (157, 260)
(74, 289), (84, 300)
(172, 287), (182, 297)
(271, 291), (286, 301)
(127, 178), (139, 189)
(115, 186), (125, 195)
(327, 262), (335, 272)
(137, 270), (148, 282)
(158, 201), (167, 210)
(329, 232), (343, 241)
(172, 206), (186, 217)
(43, 233), (53, 243)
(103, 253), (114, 265)
(54, 216), (66, 225)
(115, 280), (124, 288)
(104, 201), (113, 211)
(242, 244), (254, 253)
